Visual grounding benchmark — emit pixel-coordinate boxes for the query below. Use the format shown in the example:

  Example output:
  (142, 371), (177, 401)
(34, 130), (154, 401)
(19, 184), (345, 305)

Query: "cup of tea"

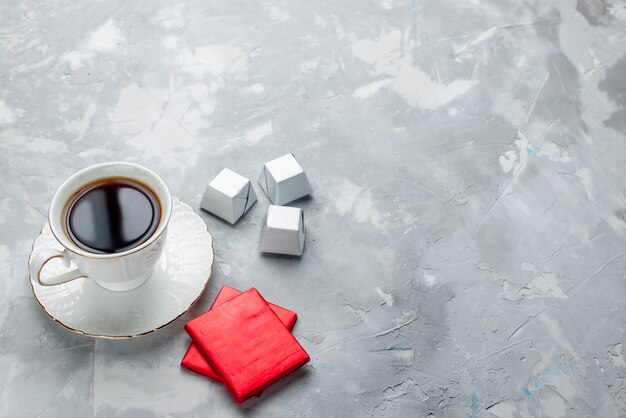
(29, 162), (172, 292)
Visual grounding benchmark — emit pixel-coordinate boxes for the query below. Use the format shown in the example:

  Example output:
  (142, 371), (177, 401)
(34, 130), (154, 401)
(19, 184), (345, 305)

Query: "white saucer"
(28, 197), (214, 339)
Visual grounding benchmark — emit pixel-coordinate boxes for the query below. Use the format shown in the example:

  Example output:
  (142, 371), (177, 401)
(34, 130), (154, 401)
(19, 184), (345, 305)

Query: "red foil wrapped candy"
(184, 288), (309, 403)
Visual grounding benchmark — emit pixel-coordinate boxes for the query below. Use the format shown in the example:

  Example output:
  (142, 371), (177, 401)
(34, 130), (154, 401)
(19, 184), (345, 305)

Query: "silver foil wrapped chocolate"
(200, 168), (257, 224)
(258, 153), (312, 205)
(259, 205), (305, 256)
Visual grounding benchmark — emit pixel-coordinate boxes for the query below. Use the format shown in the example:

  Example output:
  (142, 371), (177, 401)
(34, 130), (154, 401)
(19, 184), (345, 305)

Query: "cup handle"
(29, 248), (85, 286)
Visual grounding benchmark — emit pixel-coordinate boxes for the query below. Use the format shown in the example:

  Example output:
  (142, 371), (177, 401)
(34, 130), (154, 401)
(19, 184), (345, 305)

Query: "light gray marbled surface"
(1, 0), (626, 417)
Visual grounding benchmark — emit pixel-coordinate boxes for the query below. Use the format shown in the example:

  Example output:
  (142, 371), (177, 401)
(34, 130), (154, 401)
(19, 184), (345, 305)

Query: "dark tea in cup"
(63, 178), (161, 254)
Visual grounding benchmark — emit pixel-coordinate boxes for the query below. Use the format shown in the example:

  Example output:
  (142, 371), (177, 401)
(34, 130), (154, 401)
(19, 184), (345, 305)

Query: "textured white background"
(1, 0), (626, 416)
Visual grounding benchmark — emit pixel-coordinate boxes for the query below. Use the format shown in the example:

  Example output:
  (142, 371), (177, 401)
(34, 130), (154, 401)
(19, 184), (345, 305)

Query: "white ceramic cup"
(29, 162), (172, 292)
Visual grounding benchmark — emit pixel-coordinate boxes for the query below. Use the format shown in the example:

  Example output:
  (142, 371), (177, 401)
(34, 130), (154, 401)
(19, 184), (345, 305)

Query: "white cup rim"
(48, 162), (172, 259)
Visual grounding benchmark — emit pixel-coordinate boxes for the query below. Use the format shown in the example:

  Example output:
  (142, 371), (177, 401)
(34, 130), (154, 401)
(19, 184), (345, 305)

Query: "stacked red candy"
(182, 286), (309, 403)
